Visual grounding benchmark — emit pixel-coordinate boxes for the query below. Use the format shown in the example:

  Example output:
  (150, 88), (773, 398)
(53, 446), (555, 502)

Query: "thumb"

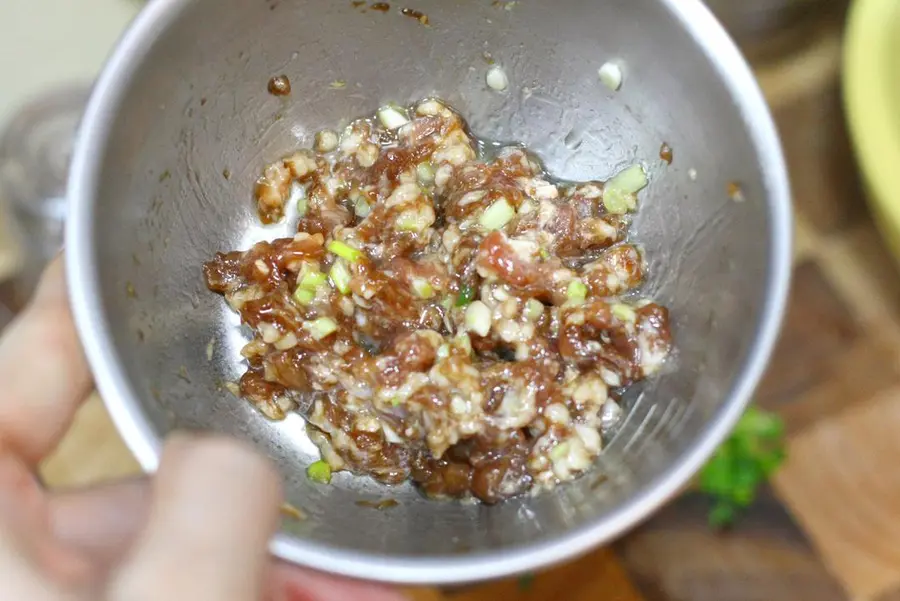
(109, 434), (282, 601)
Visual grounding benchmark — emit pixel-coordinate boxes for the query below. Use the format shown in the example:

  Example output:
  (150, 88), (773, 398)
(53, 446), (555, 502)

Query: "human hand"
(0, 256), (406, 601)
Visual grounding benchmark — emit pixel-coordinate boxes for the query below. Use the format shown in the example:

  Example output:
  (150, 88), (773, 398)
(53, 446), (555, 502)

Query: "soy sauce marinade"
(203, 99), (671, 503)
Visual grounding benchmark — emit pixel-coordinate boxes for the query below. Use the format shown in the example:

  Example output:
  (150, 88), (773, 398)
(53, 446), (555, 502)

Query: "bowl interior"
(69, 0), (789, 583)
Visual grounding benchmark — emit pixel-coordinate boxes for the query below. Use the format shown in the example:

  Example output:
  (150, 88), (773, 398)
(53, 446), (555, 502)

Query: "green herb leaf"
(708, 500), (737, 528)
(699, 406), (786, 528)
(455, 284), (476, 307)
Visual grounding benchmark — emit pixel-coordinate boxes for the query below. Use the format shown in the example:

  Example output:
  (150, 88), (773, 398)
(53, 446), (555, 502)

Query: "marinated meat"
(203, 99), (672, 503)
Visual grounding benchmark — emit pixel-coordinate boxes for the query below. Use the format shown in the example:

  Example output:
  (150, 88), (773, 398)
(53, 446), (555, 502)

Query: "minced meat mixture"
(203, 98), (672, 503)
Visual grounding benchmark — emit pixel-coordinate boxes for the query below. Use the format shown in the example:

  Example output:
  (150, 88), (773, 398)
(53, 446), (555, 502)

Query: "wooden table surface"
(40, 10), (900, 601)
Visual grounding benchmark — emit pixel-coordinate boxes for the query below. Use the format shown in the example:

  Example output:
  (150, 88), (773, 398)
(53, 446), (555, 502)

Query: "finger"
(111, 434), (282, 601)
(50, 478), (409, 601)
(0, 454), (88, 597)
(0, 528), (68, 601)
(266, 562), (410, 601)
(0, 256), (92, 464)
(49, 478), (151, 573)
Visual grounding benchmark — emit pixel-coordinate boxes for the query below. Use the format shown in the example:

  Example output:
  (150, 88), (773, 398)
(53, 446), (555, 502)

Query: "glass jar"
(0, 84), (90, 309)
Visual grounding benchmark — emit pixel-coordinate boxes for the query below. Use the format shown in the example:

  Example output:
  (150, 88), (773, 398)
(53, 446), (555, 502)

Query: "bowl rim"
(66, 0), (792, 585)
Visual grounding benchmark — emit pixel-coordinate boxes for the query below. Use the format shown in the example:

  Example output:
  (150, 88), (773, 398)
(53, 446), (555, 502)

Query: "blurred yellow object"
(844, 0), (900, 263)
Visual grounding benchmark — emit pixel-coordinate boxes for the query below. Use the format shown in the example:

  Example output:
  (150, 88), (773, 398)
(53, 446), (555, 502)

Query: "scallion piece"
(550, 442), (570, 460)
(603, 164), (647, 214)
(327, 240), (363, 263)
(300, 270), (328, 291)
(455, 284), (475, 307)
(292, 287), (315, 306)
(329, 260), (352, 294)
(602, 188), (634, 215)
(303, 317), (338, 340)
(377, 105), (410, 130)
(567, 279), (588, 304)
(307, 460), (332, 484)
(411, 277), (435, 299)
(609, 164), (648, 194)
(479, 198), (515, 231)
(417, 162), (435, 184)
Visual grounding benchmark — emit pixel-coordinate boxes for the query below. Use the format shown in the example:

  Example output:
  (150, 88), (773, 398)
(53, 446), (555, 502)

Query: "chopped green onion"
(567, 279), (588, 304)
(306, 460), (332, 484)
(377, 105), (410, 130)
(293, 287), (315, 306)
(303, 317), (338, 340)
(538, 248), (550, 260)
(395, 208), (433, 232)
(609, 164), (648, 192)
(327, 240), (363, 263)
(300, 270), (328, 290)
(455, 284), (475, 307)
(524, 298), (544, 321)
(297, 195), (308, 218)
(465, 301), (492, 337)
(602, 188), (634, 215)
(293, 265), (327, 305)
(550, 442), (570, 460)
(611, 303), (637, 323)
(329, 260), (352, 294)
(479, 198), (515, 231)
(603, 165), (648, 215)
(390, 396), (402, 407)
(411, 277), (434, 299)
(417, 162), (435, 184)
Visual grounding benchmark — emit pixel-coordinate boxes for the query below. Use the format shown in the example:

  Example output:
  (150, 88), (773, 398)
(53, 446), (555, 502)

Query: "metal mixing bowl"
(66, 0), (791, 586)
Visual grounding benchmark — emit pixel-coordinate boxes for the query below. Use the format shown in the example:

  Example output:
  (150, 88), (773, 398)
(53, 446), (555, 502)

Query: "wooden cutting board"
(41, 12), (900, 601)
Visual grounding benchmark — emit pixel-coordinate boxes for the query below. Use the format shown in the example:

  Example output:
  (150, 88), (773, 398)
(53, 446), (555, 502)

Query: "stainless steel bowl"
(66, 0), (791, 586)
